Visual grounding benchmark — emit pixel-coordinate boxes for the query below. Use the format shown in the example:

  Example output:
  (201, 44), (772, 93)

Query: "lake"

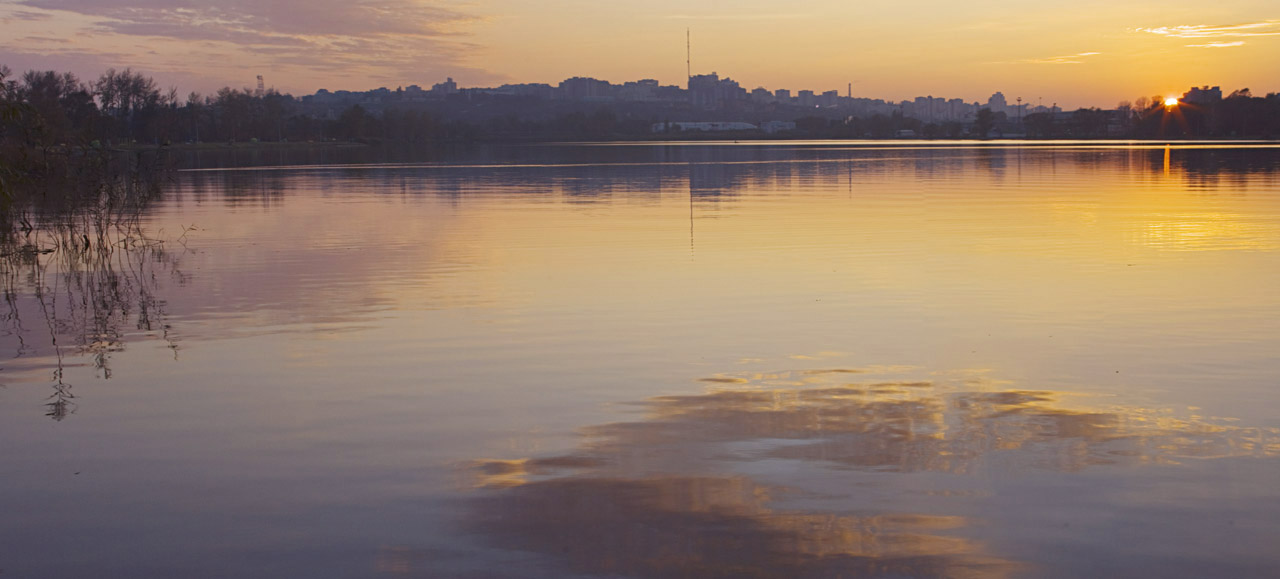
(2, 142), (1279, 578)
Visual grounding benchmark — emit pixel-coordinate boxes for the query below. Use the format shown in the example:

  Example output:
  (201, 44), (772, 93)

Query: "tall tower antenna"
(686, 28), (691, 82)
(256, 75), (265, 96)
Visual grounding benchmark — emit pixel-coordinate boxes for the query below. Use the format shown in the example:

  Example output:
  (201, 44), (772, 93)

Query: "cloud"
(1020, 51), (1101, 65)
(17, 35), (71, 43)
(6, 10), (51, 22)
(462, 360), (1277, 578)
(665, 13), (813, 21)
(1137, 20), (1280, 39)
(3, 0), (497, 90)
(1185, 41), (1246, 48)
(18, 0), (476, 38)
(0, 45), (136, 81)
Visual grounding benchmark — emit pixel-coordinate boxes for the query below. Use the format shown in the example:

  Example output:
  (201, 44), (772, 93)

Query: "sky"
(0, 0), (1277, 108)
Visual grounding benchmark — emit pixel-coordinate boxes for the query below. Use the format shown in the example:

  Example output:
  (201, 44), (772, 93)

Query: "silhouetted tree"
(94, 68), (162, 141)
(973, 108), (995, 138)
(1069, 108), (1109, 138)
(335, 105), (378, 140)
(794, 116), (828, 133)
(18, 70), (97, 145)
(1024, 112), (1054, 138)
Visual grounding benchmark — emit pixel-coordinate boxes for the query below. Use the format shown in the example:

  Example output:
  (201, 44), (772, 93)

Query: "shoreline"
(116, 136), (1280, 153)
(113, 141), (369, 152)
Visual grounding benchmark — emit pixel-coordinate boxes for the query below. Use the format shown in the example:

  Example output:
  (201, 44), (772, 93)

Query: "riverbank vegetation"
(1, 65), (185, 421)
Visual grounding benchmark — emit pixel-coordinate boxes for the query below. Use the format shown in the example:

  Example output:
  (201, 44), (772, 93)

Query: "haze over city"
(1, 0), (1277, 108)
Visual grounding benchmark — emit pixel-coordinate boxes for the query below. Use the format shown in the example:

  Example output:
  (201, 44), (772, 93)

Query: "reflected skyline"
(4, 144), (1280, 421)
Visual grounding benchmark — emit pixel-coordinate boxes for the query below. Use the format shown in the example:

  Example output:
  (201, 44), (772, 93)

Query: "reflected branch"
(0, 147), (184, 420)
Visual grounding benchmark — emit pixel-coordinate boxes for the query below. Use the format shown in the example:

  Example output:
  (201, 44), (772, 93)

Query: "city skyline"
(0, 1), (1277, 109)
(309, 72), (1072, 122)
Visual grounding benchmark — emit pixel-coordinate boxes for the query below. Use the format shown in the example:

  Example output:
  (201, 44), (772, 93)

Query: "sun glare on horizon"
(1165, 97), (1180, 107)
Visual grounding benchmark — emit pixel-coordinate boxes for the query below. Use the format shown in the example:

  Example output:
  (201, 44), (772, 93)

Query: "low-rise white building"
(652, 121), (758, 133)
(760, 121), (797, 134)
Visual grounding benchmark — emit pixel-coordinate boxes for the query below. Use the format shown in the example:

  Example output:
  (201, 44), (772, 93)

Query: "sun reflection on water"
(1135, 211), (1278, 252)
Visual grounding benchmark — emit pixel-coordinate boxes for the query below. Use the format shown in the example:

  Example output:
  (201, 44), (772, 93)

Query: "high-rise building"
(559, 77), (613, 100)
(1182, 86), (1223, 105)
(431, 77), (458, 96)
(688, 73), (746, 108)
(986, 92), (1008, 114)
(619, 79), (661, 101)
(798, 90), (816, 107)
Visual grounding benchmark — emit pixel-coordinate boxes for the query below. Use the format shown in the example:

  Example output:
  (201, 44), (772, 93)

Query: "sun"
(1164, 97), (1180, 107)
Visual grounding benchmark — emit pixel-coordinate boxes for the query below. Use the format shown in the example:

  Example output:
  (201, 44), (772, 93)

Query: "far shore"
(113, 140), (370, 152)
(107, 136), (1280, 152)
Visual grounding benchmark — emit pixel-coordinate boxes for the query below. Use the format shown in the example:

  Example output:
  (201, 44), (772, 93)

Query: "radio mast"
(686, 28), (691, 82)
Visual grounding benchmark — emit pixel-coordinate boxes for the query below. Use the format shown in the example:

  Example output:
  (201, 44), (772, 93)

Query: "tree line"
(2, 65), (323, 147)
(787, 91), (1280, 140)
(1020, 91), (1280, 139)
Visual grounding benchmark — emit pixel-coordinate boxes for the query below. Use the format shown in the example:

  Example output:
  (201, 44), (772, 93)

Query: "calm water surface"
(2, 143), (1279, 578)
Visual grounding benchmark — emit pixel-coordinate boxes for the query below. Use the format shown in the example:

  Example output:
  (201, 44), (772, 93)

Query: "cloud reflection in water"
(462, 365), (1278, 577)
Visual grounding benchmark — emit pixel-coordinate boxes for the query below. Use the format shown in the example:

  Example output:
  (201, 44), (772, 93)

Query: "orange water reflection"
(2, 145), (1278, 578)
(466, 475), (1017, 578)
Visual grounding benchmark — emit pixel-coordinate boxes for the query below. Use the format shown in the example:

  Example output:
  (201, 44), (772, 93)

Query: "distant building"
(901, 95), (972, 122)
(402, 84), (427, 102)
(760, 121), (796, 134)
(1182, 86), (1222, 105)
(986, 91), (1008, 114)
(485, 83), (556, 99)
(618, 79), (659, 102)
(559, 77), (613, 101)
(797, 90), (816, 107)
(652, 121), (758, 133)
(431, 77), (458, 96)
(688, 73), (746, 108)
(947, 98), (971, 121)
(518, 83), (558, 98)
(295, 73), (1077, 138)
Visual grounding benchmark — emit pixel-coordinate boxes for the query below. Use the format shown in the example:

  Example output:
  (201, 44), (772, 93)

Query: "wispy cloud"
(3, 0), (497, 88)
(2, 9), (53, 22)
(18, 35), (71, 44)
(1186, 41), (1246, 48)
(1019, 51), (1101, 65)
(665, 13), (813, 21)
(1137, 20), (1280, 39)
(19, 0), (478, 38)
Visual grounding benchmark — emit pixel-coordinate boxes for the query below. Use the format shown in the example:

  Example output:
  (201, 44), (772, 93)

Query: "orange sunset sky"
(1, 0), (1277, 108)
